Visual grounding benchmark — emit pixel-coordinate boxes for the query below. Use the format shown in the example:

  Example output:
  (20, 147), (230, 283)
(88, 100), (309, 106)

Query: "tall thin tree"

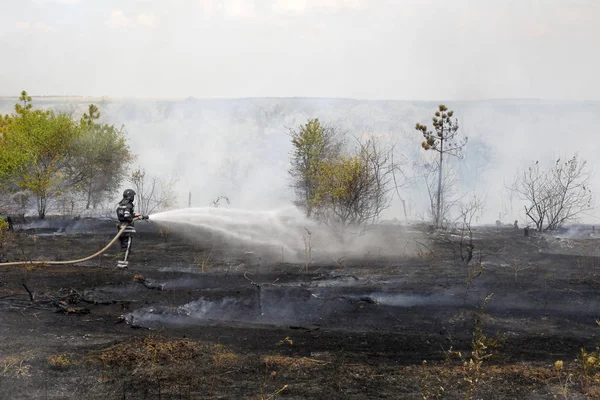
(416, 105), (467, 227)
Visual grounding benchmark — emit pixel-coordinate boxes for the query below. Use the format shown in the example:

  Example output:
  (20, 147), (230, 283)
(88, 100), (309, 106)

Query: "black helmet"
(123, 189), (136, 201)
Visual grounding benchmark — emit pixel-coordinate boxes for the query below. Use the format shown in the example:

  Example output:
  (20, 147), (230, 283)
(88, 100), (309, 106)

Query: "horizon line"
(0, 95), (598, 103)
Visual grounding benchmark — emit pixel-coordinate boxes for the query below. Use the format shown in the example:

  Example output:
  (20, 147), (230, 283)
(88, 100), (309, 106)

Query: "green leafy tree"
(0, 93), (31, 184)
(81, 103), (101, 126)
(288, 118), (344, 217)
(15, 90), (33, 115)
(416, 105), (467, 227)
(0, 114), (11, 136)
(65, 104), (134, 209)
(0, 114), (20, 183)
(2, 93), (79, 218)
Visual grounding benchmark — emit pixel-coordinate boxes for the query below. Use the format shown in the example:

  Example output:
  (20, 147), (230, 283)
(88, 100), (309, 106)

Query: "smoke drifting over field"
(1, 97), (599, 226)
(58, 98), (600, 225)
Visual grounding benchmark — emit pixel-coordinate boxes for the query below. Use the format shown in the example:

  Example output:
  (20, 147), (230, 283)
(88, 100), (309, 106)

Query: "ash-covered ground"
(1, 218), (600, 399)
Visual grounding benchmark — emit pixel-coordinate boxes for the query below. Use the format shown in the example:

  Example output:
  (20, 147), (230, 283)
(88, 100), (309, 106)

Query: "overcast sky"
(0, 0), (598, 100)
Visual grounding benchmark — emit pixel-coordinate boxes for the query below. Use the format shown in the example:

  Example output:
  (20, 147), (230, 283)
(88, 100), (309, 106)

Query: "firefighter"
(116, 189), (148, 268)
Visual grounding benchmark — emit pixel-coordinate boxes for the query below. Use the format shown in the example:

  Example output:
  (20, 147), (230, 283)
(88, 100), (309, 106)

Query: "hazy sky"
(1, 0), (598, 100)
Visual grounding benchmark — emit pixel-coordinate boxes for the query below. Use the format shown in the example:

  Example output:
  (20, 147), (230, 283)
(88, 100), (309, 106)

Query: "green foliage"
(5, 108), (79, 218)
(81, 104), (100, 127)
(290, 118), (328, 157)
(312, 155), (365, 214)
(289, 118), (344, 217)
(65, 104), (134, 208)
(312, 140), (396, 227)
(0, 90), (36, 182)
(0, 217), (14, 254)
(0, 113), (12, 136)
(0, 116), (25, 184)
(0, 218), (9, 235)
(15, 90), (32, 115)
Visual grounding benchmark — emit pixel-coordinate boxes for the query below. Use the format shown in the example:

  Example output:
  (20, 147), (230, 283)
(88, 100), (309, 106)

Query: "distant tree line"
(0, 91), (590, 230)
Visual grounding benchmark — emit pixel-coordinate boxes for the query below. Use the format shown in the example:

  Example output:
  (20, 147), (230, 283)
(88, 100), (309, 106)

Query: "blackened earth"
(1, 218), (599, 399)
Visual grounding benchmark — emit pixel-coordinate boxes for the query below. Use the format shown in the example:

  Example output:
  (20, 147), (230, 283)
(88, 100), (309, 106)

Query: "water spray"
(150, 206), (315, 260)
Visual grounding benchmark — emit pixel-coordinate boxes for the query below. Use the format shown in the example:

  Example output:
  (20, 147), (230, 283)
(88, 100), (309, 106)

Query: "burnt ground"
(1, 218), (600, 399)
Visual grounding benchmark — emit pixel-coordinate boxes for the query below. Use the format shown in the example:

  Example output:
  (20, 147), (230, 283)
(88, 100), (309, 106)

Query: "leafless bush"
(457, 194), (487, 297)
(457, 194), (486, 265)
(210, 196), (230, 208)
(511, 155), (593, 232)
(430, 193), (486, 298)
(128, 168), (178, 215)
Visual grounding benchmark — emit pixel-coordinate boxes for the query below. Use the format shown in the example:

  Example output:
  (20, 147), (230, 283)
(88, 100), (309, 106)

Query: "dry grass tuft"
(0, 355), (31, 377)
(264, 355), (329, 370)
(91, 336), (242, 398)
(486, 364), (555, 382)
(96, 336), (210, 367)
(48, 353), (73, 370)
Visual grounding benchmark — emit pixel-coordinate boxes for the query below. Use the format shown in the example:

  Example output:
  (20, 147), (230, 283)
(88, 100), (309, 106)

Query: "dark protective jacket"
(116, 199), (136, 233)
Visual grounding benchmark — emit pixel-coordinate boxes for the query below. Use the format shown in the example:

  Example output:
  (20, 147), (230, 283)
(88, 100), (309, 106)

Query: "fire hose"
(0, 216), (148, 267)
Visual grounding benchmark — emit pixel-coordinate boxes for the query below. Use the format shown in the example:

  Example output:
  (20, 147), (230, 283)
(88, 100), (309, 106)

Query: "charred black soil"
(1, 218), (600, 399)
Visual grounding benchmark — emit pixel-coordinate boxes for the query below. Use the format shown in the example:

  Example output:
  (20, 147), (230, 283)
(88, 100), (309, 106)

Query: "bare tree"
(421, 161), (459, 227)
(416, 105), (468, 227)
(127, 168), (178, 215)
(512, 155), (593, 232)
(210, 196), (230, 208)
(499, 176), (518, 223)
(456, 193), (487, 265)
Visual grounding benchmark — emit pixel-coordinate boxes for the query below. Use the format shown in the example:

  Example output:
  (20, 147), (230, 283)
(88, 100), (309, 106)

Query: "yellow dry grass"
(263, 355), (330, 369)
